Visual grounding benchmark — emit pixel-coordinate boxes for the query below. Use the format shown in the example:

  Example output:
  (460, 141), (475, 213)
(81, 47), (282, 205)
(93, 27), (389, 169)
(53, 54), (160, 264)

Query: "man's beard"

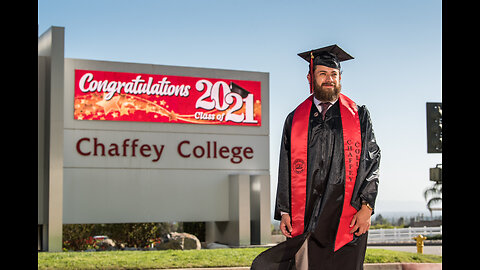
(313, 81), (341, 102)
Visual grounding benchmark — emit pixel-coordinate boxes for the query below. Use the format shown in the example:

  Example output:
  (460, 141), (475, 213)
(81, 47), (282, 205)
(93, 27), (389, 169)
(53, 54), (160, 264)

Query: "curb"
(161, 264), (442, 270)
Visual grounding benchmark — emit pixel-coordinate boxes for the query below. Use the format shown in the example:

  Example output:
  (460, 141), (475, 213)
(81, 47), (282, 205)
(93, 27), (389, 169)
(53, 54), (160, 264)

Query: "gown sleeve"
(274, 112), (294, 221)
(358, 106), (381, 212)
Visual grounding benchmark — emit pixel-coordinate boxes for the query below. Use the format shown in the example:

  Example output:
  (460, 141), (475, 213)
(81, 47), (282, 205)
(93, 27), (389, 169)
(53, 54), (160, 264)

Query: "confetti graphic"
(74, 70), (262, 126)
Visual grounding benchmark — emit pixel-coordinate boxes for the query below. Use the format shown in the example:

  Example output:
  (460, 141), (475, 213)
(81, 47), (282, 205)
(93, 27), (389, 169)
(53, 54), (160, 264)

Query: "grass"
(38, 248), (441, 269)
(364, 249), (441, 263)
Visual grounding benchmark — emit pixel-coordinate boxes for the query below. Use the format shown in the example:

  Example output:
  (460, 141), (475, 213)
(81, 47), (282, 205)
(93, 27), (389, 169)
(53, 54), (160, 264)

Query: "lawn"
(38, 248), (441, 269)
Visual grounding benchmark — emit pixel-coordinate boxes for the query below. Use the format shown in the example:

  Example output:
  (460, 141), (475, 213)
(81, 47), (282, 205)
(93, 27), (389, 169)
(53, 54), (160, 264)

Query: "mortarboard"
(298, 44), (354, 70)
(297, 44), (354, 93)
(229, 82), (250, 98)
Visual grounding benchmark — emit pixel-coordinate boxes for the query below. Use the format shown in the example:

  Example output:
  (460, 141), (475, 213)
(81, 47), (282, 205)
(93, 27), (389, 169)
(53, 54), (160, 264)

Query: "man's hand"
(349, 205), (372, 236)
(280, 213), (293, 238)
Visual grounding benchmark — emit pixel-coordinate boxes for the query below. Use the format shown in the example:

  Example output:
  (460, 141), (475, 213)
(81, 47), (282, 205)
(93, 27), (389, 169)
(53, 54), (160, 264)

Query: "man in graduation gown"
(251, 45), (381, 270)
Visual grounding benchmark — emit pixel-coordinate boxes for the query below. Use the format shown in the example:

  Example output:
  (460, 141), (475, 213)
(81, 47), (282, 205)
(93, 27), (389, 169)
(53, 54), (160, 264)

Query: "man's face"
(310, 65), (342, 102)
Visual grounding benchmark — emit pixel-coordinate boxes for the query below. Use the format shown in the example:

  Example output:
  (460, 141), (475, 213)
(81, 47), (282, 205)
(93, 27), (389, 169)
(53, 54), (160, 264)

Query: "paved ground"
(367, 245), (442, 256)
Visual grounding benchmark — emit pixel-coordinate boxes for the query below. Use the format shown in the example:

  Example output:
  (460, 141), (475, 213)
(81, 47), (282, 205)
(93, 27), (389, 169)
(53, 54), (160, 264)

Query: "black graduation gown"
(251, 100), (381, 270)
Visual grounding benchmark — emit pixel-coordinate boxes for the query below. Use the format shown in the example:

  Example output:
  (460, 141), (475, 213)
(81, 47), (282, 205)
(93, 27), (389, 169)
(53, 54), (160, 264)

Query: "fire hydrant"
(412, 234), (427, 254)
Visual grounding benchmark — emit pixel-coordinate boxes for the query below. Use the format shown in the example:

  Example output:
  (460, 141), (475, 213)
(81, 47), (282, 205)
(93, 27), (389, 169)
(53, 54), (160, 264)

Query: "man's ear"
(307, 73), (311, 84)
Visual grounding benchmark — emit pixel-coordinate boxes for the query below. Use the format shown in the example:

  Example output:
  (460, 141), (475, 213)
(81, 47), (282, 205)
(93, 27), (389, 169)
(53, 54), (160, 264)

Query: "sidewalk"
(162, 263), (442, 270)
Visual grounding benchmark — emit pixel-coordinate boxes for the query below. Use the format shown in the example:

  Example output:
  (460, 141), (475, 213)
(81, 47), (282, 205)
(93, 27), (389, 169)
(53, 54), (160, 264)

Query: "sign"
(426, 102), (442, 153)
(64, 129), (268, 169)
(61, 58), (269, 239)
(74, 69), (262, 126)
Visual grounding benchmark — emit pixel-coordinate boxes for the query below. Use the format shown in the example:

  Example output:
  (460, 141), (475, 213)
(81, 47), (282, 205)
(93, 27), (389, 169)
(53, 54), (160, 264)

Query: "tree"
(373, 214), (387, 225)
(424, 181), (442, 215)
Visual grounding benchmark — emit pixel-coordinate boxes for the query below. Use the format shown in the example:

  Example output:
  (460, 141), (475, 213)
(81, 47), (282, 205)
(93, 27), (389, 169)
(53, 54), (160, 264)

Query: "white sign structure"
(38, 26), (270, 252)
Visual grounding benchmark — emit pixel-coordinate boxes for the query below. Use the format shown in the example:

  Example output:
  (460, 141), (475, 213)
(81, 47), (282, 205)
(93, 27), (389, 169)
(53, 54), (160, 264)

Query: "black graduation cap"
(297, 44), (354, 70)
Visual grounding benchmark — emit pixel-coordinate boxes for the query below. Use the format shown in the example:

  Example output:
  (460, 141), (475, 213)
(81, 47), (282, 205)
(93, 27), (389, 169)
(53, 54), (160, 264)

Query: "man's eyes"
(317, 72), (338, 76)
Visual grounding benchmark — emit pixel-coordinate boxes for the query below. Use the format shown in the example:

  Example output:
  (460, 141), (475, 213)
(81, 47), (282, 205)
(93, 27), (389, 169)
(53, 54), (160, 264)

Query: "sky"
(38, 0), (442, 216)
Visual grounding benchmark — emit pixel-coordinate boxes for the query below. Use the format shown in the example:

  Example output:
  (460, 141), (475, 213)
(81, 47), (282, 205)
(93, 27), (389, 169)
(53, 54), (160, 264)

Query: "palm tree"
(423, 181), (442, 215)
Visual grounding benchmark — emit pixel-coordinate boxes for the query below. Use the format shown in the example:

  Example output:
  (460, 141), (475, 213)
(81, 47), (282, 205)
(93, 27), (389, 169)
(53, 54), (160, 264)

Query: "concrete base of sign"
(206, 174), (270, 246)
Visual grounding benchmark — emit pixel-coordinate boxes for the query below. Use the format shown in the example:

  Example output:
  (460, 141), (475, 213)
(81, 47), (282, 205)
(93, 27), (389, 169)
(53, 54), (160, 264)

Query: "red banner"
(74, 69), (262, 126)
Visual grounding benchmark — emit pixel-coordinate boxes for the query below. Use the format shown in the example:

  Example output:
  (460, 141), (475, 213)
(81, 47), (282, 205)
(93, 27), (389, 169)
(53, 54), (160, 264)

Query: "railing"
(367, 226), (442, 243)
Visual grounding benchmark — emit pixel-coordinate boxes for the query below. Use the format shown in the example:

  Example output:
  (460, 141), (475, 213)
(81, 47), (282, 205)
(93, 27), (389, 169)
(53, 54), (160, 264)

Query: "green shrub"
(62, 222), (182, 251)
(62, 224), (97, 251)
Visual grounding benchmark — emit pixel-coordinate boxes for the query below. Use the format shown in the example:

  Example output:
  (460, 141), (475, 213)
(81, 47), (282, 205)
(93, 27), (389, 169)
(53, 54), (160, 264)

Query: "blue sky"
(39, 0), (442, 215)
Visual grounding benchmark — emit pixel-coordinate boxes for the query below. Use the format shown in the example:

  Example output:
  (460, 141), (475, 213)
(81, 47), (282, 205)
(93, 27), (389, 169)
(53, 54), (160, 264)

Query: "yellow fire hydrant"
(412, 234), (427, 254)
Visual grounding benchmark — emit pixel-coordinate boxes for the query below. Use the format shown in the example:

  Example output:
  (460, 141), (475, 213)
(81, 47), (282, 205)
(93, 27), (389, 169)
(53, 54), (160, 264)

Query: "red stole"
(290, 93), (362, 252)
